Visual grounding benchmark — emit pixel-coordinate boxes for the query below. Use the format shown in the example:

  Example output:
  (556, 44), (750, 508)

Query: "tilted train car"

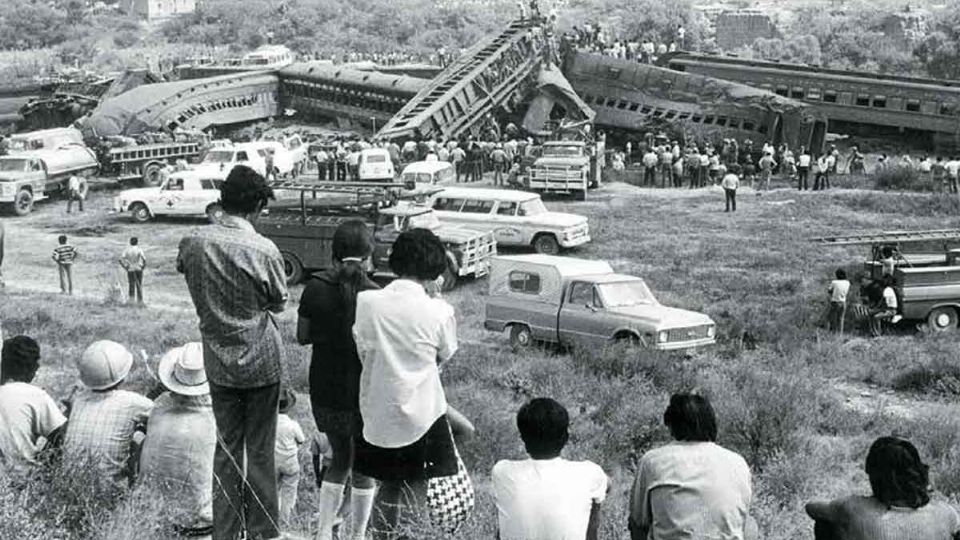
(563, 51), (827, 151)
(278, 63), (427, 128)
(658, 52), (960, 149)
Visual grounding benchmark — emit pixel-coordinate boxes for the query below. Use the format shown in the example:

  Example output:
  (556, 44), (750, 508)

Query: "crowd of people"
(2, 165), (960, 540)
(561, 23), (686, 64)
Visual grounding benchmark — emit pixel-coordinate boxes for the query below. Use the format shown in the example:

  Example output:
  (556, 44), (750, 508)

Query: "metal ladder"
(809, 229), (960, 246)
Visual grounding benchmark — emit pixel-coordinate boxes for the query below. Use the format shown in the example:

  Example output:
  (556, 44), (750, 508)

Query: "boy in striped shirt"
(52, 235), (77, 295)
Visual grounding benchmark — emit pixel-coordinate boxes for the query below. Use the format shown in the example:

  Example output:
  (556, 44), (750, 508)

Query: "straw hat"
(158, 342), (209, 396)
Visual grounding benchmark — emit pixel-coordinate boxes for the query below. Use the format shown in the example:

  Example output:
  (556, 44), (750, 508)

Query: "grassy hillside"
(3, 180), (960, 538)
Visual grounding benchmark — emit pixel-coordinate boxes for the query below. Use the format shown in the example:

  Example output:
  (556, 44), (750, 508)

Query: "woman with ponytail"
(806, 436), (960, 540)
(297, 219), (379, 540)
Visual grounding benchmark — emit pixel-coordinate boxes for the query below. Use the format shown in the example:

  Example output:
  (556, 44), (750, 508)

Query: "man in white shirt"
(721, 166), (740, 212)
(827, 268), (851, 334)
(493, 398), (608, 540)
(870, 275), (899, 337)
(66, 173), (87, 213)
(797, 148), (812, 191)
(642, 149), (659, 187)
(945, 157), (960, 194)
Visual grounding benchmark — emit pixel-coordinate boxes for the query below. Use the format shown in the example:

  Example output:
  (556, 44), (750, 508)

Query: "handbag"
(426, 443), (474, 534)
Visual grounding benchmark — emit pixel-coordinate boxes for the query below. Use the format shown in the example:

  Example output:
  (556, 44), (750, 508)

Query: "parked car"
(358, 148), (395, 182)
(113, 169), (224, 223)
(426, 187), (590, 255)
(484, 255), (716, 351)
(401, 160), (455, 187)
(0, 145), (99, 215)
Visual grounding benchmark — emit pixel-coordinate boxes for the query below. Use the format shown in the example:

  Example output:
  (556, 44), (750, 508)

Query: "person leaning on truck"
(66, 173), (87, 213)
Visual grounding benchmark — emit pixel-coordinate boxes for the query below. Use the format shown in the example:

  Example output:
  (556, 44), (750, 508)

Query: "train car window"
(594, 96), (605, 106)
(670, 63), (686, 72)
(823, 91), (838, 103)
(617, 101), (629, 110)
(581, 93), (592, 102)
(715, 116), (727, 126)
(664, 110), (678, 120)
(872, 96), (887, 108)
(605, 98), (617, 107)
(742, 121), (755, 131)
(758, 124), (769, 134)
(605, 67), (622, 79)
(906, 99), (921, 112)
(652, 109), (665, 117)
(791, 87), (804, 99)
(856, 94), (870, 107)
(807, 89), (822, 100)
(728, 118), (740, 129)
(641, 106), (653, 114)
(940, 104), (959, 117)
(775, 86), (789, 97)
(628, 103), (639, 112)
(703, 115), (715, 125)
(678, 112), (691, 120)
(691, 114), (703, 123)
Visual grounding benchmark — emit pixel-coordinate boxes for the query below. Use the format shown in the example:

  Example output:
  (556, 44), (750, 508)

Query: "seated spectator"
(492, 397), (608, 540)
(629, 393), (756, 540)
(63, 340), (153, 483)
(806, 436), (960, 540)
(275, 388), (305, 529)
(0, 335), (67, 475)
(138, 342), (216, 537)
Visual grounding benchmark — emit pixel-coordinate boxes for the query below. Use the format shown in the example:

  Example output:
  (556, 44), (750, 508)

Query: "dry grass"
(3, 181), (960, 538)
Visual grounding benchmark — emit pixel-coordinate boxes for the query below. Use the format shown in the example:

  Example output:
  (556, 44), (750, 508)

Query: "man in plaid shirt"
(62, 340), (153, 483)
(178, 165), (288, 540)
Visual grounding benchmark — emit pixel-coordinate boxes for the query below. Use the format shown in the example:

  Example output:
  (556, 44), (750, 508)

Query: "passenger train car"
(178, 45), (296, 80)
(658, 52), (960, 149)
(278, 62), (427, 128)
(563, 51), (827, 151)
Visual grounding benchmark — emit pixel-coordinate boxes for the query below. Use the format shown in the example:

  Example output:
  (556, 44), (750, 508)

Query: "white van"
(401, 161), (455, 187)
(358, 148), (395, 182)
(427, 186), (591, 255)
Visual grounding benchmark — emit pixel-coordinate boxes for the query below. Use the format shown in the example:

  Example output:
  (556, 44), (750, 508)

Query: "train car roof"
(279, 61), (427, 95)
(661, 52), (960, 91)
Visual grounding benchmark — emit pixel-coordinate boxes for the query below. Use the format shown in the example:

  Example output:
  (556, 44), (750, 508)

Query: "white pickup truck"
(114, 170), (224, 223)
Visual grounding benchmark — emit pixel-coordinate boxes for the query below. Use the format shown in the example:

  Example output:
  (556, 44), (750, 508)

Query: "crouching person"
(138, 343), (217, 538)
(629, 393), (758, 540)
(0, 335), (67, 476)
(63, 340), (154, 484)
(493, 397), (609, 540)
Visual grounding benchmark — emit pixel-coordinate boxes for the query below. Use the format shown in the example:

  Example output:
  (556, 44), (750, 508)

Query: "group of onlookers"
(876, 153), (960, 193)
(564, 23), (686, 64)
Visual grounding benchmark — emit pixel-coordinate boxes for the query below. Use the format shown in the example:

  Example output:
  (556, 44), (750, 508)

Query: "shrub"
(873, 164), (931, 191)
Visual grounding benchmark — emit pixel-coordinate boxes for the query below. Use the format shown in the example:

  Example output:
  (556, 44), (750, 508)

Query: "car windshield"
(518, 199), (547, 216)
(403, 172), (433, 184)
(599, 280), (657, 308)
(406, 211), (440, 229)
(5, 139), (33, 151)
(0, 158), (31, 172)
(202, 150), (234, 163)
(542, 145), (584, 158)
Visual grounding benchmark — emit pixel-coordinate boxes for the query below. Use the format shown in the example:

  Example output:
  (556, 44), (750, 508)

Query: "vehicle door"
(489, 200), (525, 245)
(371, 214), (403, 272)
(157, 176), (187, 215)
(30, 159), (49, 196)
(558, 281), (613, 348)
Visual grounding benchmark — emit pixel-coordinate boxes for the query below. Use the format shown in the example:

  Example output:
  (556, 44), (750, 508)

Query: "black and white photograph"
(1, 0), (960, 538)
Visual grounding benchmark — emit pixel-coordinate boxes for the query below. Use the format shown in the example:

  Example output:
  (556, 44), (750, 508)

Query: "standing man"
(826, 269), (851, 334)
(491, 143), (508, 187)
(315, 147), (329, 181)
(813, 154), (829, 191)
(451, 144), (467, 183)
(66, 173), (87, 213)
(676, 24), (686, 49)
(758, 152), (777, 191)
(797, 147), (811, 190)
(177, 165), (289, 540)
(722, 165), (740, 213)
(119, 237), (147, 306)
(945, 156), (960, 194)
(52, 235), (77, 295)
(642, 147), (659, 187)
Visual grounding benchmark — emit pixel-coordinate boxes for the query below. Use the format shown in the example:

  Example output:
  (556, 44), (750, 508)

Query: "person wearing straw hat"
(139, 343), (217, 538)
(63, 340), (154, 483)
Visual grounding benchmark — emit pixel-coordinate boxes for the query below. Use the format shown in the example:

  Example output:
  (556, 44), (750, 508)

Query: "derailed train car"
(278, 63), (427, 128)
(561, 50), (827, 151)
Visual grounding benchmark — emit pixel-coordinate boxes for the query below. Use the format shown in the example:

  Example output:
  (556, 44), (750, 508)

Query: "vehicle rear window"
(365, 155), (387, 163)
(433, 197), (465, 211)
(497, 201), (518, 216)
(509, 271), (541, 294)
(461, 199), (495, 214)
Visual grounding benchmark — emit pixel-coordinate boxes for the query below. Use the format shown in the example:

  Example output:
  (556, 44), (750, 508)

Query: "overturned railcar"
(562, 51), (827, 152)
(278, 63), (427, 129)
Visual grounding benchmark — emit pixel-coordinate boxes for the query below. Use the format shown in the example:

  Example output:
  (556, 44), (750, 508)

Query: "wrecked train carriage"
(562, 51), (827, 151)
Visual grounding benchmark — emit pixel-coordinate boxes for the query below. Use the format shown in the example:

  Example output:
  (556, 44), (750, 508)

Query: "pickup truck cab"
(484, 255), (716, 351)
(427, 187), (590, 255)
(0, 145), (99, 215)
(114, 170), (224, 223)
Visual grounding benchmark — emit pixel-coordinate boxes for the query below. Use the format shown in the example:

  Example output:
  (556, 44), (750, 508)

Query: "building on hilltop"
(880, 6), (930, 48)
(120, 0), (197, 20)
(715, 10), (777, 51)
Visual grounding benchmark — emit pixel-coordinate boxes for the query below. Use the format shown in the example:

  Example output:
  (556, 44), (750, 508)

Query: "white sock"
(315, 482), (345, 540)
(349, 486), (377, 540)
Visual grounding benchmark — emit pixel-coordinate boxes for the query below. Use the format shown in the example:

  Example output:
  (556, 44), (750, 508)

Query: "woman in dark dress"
(297, 219), (379, 540)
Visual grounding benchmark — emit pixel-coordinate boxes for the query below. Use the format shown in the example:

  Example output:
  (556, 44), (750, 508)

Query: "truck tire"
(13, 189), (34, 216)
(533, 234), (560, 255)
(129, 202), (151, 223)
(928, 307), (958, 332)
(282, 252), (304, 285)
(142, 163), (164, 187)
(509, 324), (533, 351)
(206, 203), (225, 224)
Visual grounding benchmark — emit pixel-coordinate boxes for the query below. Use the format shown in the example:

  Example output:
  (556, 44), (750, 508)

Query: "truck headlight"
(707, 326), (715, 338)
(658, 330), (668, 343)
